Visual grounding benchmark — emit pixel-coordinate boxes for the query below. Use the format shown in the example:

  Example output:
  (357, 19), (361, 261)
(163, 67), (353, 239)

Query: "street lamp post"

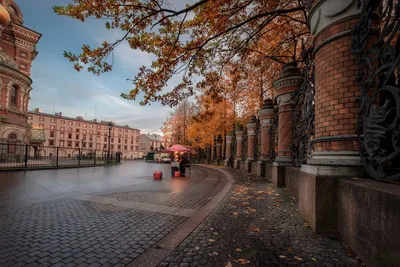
(107, 122), (113, 163)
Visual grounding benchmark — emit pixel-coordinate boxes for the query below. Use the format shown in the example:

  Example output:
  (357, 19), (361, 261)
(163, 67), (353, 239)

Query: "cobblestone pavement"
(0, 164), (229, 267)
(102, 168), (226, 210)
(0, 198), (186, 267)
(159, 169), (365, 267)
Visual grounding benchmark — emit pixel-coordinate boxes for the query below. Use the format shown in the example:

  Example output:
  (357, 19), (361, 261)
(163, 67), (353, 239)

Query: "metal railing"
(0, 144), (121, 169)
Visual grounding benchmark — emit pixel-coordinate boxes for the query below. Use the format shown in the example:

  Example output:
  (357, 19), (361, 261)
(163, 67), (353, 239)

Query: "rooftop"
(142, 133), (163, 142)
(28, 109), (140, 131)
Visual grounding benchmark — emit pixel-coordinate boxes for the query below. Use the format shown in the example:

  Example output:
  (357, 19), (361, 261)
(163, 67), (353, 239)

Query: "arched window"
(8, 133), (17, 140)
(9, 85), (17, 106)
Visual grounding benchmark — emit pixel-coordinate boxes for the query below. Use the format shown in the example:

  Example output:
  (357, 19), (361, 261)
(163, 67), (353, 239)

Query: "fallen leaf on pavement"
(238, 258), (250, 265)
(242, 202), (249, 205)
(312, 257), (316, 261)
(195, 246), (200, 250)
(208, 239), (216, 242)
(274, 204), (280, 207)
(294, 256), (303, 261)
(236, 248), (242, 252)
(233, 212), (239, 216)
(279, 255), (287, 259)
(225, 262), (232, 267)
(250, 227), (260, 232)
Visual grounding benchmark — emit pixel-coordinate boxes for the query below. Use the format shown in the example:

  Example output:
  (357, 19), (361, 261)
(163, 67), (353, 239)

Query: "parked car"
(161, 156), (171, 163)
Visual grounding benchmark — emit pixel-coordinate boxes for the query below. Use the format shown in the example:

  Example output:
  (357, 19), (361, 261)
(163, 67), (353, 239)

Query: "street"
(0, 161), (229, 267)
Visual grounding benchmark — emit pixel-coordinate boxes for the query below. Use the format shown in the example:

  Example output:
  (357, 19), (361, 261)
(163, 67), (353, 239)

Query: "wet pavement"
(159, 168), (365, 267)
(0, 161), (230, 267)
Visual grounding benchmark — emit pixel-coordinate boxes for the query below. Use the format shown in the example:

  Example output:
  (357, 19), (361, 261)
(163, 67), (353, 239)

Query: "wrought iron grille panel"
(292, 46), (315, 167)
(268, 101), (278, 163)
(352, 0), (400, 181)
(254, 118), (261, 161)
(242, 132), (248, 161)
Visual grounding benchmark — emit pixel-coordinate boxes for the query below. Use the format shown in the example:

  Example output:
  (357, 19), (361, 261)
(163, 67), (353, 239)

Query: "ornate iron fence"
(242, 131), (248, 161)
(292, 46), (315, 167)
(254, 118), (261, 161)
(352, 0), (400, 181)
(268, 98), (278, 163)
(0, 144), (120, 169)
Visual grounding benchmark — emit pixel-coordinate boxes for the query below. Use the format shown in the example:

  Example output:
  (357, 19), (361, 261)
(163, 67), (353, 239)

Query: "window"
(50, 131), (55, 138)
(118, 128), (122, 132)
(76, 129), (80, 133)
(89, 130), (93, 134)
(60, 133), (64, 139)
(9, 85), (18, 106)
(111, 145), (114, 150)
(89, 143), (92, 148)
(59, 140), (64, 147)
(131, 140), (133, 144)
(82, 142), (86, 148)
(76, 134), (79, 140)
(83, 123), (87, 127)
(118, 138), (121, 143)
(83, 130), (86, 133)
(60, 126), (65, 131)
(104, 126), (107, 130)
(67, 141), (72, 147)
(89, 125), (93, 128)
(97, 132), (101, 136)
(118, 134), (121, 137)
(68, 133), (72, 139)
(75, 141), (80, 147)
(125, 139), (127, 144)
(96, 143), (100, 149)
(76, 122), (80, 126)
(124, 145), (127, 150)
(97, 126), (101, 130)
(68, 127), (72, 132)
(103, 144), (107, 149)
(118, 145), (121, 150)
(39, 124), (44, 128)
(97, 137), (100, 142)
(20, 64), (26, 70)
(125, 129), (128, 133)
(50, 118), (55, 123)
(68, 121), (73, 125)
(50, 125), (55, 130)
(28, 115), (32, 120)
(60, 120), (65, 124)
(39, 117), (44, 122)
(131, 146), (133, 150)
(83, 135), (87, 140)
(20, 52), (27, 58)
(111, 138), (114, 143)
(135, 146), (139, 151)
(49, 140), (54, 146)
(104, 137), (107, 142)
(89, 135), (93, 141)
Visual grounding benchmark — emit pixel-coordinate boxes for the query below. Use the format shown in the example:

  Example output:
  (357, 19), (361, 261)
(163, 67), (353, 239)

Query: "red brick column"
(224, 132), (233, 167)
(273, 62), (302, 164)
(245, 116), (257, 172)
(234, 127), (245, 169)
(306, 0), (371, 168)
(258, 99), (274, 161)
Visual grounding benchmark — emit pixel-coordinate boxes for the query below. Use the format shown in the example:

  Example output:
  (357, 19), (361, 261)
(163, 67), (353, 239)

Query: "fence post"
(78, 148), (81, 167)
(24, 144), (28, 168)
(56, 147), (59, 168)
(94, 150), (97, 165)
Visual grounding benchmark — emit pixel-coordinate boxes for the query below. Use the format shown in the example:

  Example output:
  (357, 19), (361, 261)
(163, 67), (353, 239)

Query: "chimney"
(34, 108), (40, 113)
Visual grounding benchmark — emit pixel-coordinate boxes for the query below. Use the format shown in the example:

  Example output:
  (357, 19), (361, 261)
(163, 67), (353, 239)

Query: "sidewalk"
(159, 168), (364, 267)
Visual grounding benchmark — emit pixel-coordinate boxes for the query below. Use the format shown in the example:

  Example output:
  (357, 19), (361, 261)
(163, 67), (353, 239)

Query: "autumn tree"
(54, 0), (310, 107)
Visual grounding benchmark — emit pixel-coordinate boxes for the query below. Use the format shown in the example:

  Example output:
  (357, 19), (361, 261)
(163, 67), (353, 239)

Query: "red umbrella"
(163, 144), (192, 153)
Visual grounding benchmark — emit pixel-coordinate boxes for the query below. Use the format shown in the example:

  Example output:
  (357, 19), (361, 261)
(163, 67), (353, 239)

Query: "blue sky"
(17, 0), (177, 134)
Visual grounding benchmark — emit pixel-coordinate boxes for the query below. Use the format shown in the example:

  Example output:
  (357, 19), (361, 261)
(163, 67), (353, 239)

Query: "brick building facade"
(28, 109), (141, 159)
(138, 133), (165, 155)
(0, 0), (41, 148)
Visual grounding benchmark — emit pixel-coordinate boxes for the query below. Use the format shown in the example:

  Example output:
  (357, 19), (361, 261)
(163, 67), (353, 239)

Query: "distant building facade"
(0, 1), (41, 154)
(28, 109), (141, 159)
(139, 134), (164, 154)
